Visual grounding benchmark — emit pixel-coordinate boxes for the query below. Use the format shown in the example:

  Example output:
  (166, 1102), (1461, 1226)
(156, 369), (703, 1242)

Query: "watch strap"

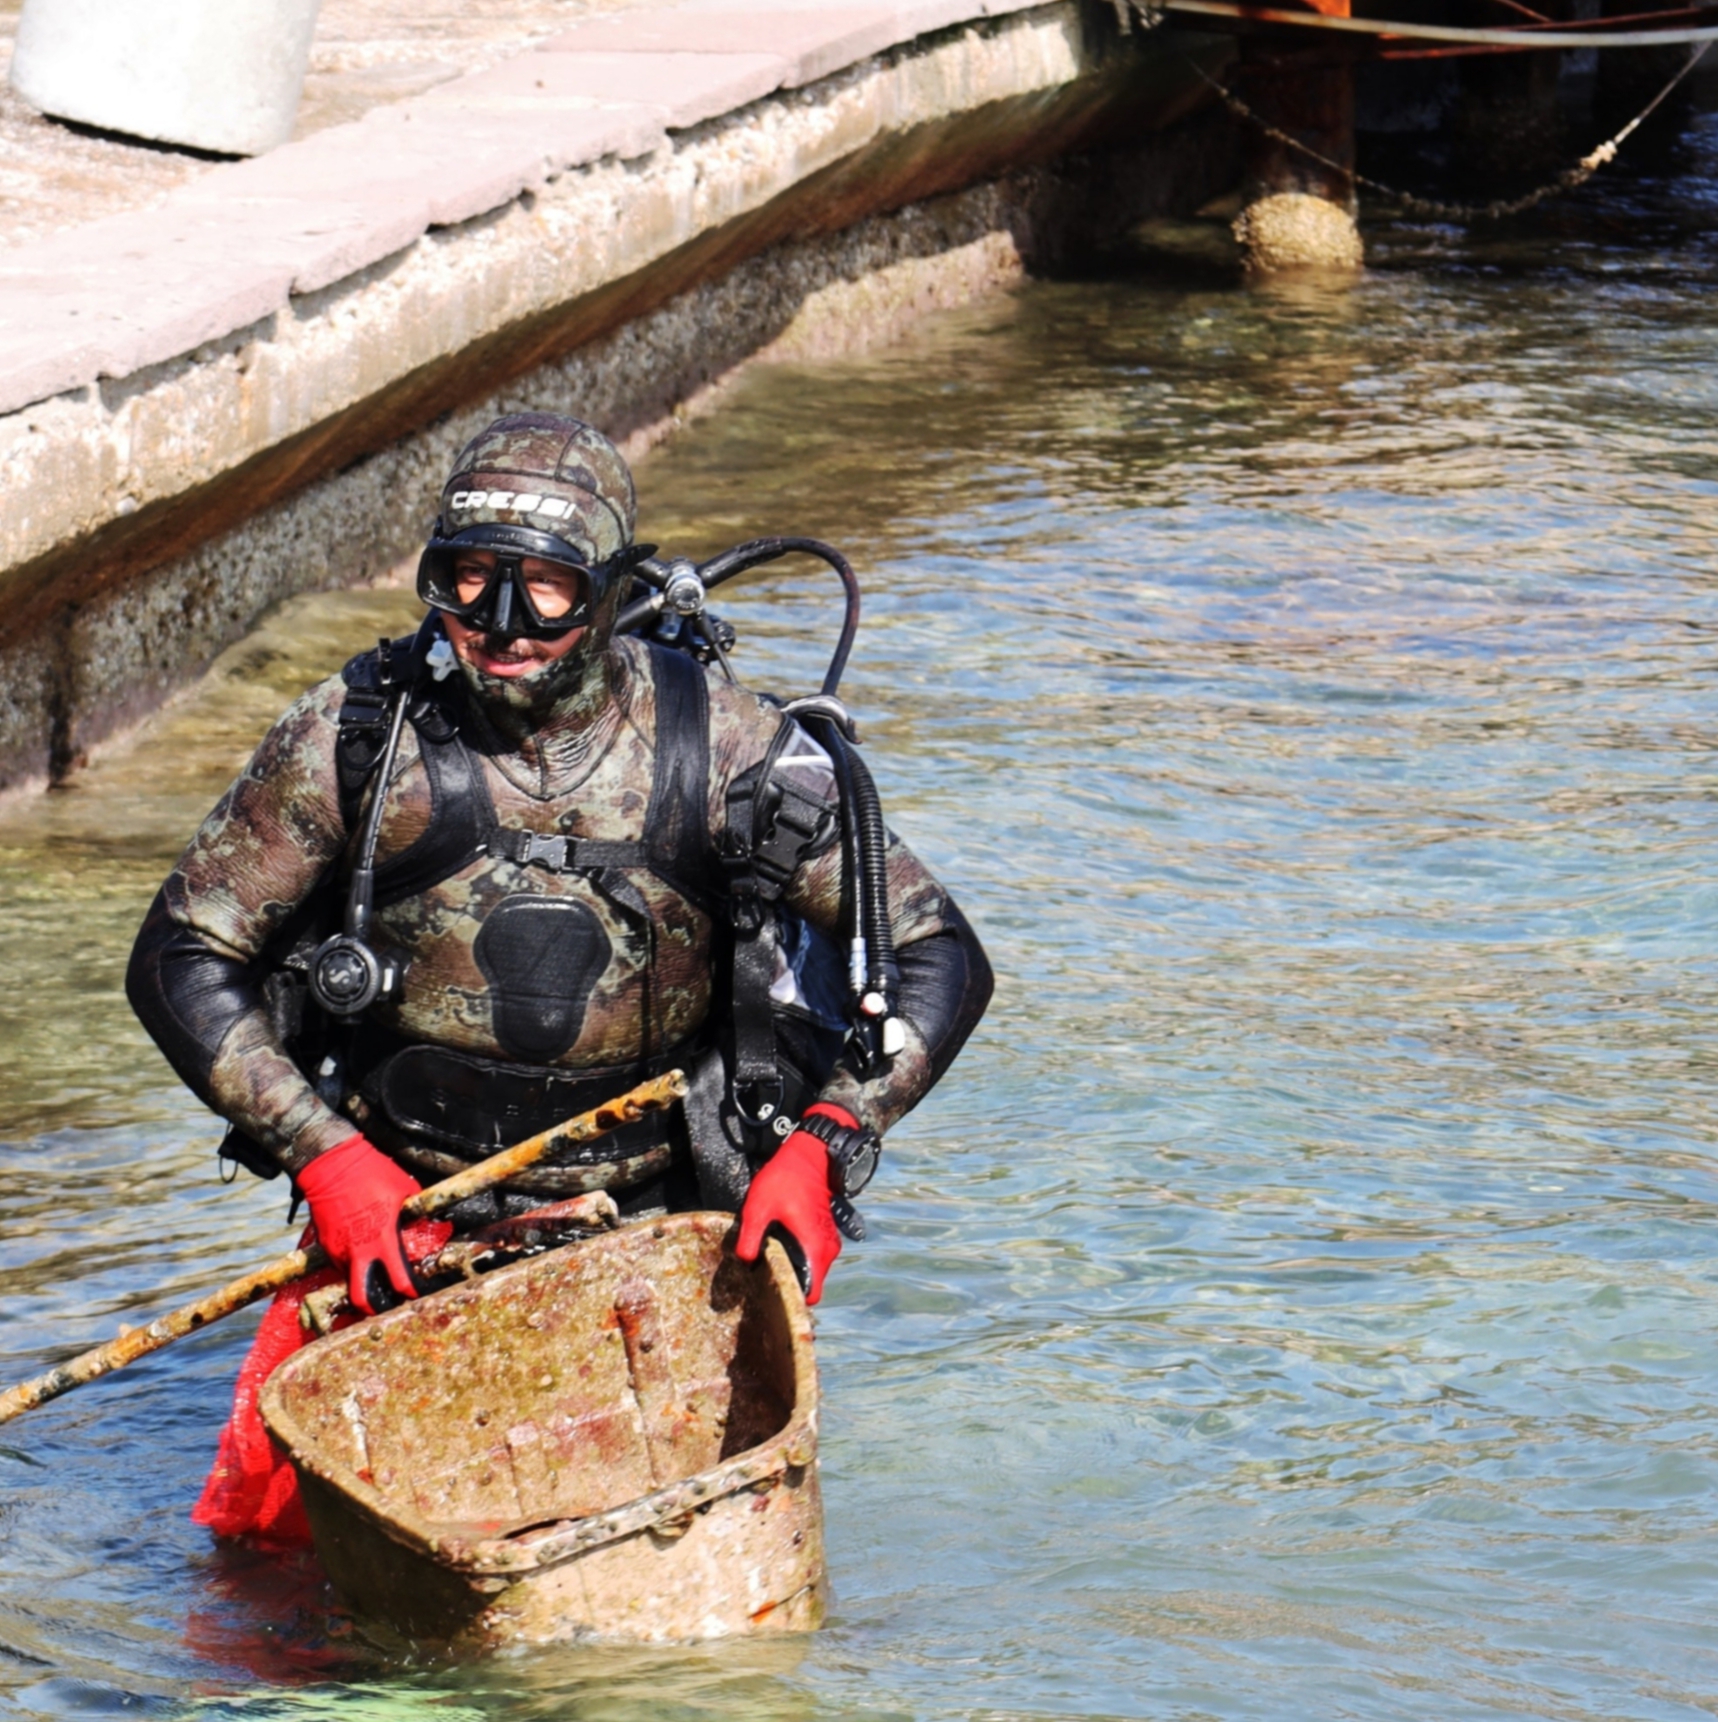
(831, 1190), (868, 1242)
(796, 1109), (882, 1197)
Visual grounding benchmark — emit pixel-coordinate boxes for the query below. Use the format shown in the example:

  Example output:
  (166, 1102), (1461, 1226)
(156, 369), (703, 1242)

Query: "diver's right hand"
(296, 1134), (422, 1316)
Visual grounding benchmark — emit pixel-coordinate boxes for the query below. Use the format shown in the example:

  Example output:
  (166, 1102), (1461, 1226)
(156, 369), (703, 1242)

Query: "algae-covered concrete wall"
(0, 0), (1232, 790)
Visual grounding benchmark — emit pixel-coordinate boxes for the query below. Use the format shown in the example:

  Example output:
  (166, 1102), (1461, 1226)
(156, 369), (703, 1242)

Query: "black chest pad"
(473, 896), (613, 1062)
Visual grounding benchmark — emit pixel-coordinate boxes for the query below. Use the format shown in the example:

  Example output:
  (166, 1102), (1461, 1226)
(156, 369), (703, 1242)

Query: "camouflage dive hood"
(421, 413), (639, 722)
(435, 412), (635, 564)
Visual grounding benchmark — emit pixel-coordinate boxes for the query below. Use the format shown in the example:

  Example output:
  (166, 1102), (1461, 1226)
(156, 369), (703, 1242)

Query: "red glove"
(735, 1103), (853, 1306)
(296, 1134), (422, 1317)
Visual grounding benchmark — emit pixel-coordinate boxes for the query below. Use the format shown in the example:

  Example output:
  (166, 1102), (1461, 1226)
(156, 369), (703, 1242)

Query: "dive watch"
(797, 1110), (882, 1198)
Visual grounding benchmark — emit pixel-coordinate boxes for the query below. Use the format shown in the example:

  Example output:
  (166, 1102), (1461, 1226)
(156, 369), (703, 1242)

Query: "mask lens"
(417, 545), (482, 615)
(522, 566), (586, 620)
(453, 554), (499, 611)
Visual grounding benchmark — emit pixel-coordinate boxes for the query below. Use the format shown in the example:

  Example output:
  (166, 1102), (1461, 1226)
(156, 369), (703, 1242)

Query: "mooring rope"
(1180, 41), (1710, 221)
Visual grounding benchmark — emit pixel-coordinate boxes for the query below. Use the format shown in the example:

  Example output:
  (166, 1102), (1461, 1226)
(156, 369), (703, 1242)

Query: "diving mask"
(417, 525), (598, 640)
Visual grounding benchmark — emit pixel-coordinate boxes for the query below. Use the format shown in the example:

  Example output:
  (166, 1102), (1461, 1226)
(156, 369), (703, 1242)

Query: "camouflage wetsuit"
(126, 626), (992, 1220)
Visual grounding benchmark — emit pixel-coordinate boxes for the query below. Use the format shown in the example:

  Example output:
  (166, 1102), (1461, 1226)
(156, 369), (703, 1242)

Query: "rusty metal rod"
(0, 1069), (688, 1428)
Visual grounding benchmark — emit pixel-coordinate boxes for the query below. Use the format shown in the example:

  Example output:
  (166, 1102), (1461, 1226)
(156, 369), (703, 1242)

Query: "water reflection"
(1, 111), (1718, 1720)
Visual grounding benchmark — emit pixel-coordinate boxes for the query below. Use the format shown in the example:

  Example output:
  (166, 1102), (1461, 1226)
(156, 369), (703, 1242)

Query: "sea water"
(0, 108), (1716, 1721)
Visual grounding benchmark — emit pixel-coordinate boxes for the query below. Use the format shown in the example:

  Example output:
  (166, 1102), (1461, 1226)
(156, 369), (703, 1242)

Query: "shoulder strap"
(720, 713), (795, 1127)
(334, 641), (399, 831)
(340, 639), (717, 912)
(336, 637), (498, 908)
(643, 643), (712, 889)
(720, 710), (837, 922)
(481, 645), (714, 900)
(371, 714), (497, 909)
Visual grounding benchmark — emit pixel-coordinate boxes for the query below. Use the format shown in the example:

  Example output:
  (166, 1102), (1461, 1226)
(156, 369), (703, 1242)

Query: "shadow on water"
(1, 97), (1718, 1722)
(178, 1545), (825, 1722)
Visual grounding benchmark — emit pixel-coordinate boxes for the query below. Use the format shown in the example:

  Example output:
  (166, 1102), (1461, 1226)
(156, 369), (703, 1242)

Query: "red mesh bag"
(193, 1219), (451, 1545)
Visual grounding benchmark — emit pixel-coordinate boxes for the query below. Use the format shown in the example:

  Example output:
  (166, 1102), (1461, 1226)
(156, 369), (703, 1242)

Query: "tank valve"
(662, 559), (707, 618)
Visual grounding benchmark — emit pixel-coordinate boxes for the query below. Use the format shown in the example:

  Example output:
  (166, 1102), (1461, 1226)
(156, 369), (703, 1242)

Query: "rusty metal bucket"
(258, 1213), (825, 1648)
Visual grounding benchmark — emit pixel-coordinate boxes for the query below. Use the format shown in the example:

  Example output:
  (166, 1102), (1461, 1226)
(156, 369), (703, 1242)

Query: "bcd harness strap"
(486, 831), (655, 873)
(331, 635), (828, 1137)
(337, 637), (712, 912)
(471, 646), (710, 1067)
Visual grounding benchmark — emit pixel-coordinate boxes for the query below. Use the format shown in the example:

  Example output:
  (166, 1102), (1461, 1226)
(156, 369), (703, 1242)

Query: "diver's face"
(441, 550), (588, 679)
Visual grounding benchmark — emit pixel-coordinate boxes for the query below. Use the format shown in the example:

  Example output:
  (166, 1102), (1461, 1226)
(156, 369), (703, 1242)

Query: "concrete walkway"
(0, 0), (1067, 415)
(0, 0), (634, 245)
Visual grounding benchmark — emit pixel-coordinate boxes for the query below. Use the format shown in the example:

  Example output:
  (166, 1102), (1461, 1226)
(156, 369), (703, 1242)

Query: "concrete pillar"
(11, 0), (323, 157)
(1232, 42), (1364, 275)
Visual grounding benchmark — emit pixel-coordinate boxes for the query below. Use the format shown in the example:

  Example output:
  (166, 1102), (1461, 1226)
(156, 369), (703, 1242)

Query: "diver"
(126, 412), (992, 1541)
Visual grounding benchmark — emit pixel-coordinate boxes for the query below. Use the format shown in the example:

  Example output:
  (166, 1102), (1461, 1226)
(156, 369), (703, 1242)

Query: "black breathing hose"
(346, 674), (412, 942)
(617, 537), (861, 698)
(702, 539), (891, 997)
(803, 715), (895, 1063)
(810, 713), (864, 974)
(840, 739), (895, 999)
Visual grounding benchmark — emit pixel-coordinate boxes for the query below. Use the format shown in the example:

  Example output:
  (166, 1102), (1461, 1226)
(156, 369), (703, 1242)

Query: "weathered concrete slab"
(184, 92), (665, 233)
(539, 7), (901, 90)
(465, 50), (792, 130)
(0, 232), (295, 406)
(0, 0), (641, 248)
(0, 93), (673, 410)
(345, 99), (669, 224)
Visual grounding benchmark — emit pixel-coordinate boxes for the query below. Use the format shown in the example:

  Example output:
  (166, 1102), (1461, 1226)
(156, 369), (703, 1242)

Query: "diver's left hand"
(735, 1106), (852, 1305)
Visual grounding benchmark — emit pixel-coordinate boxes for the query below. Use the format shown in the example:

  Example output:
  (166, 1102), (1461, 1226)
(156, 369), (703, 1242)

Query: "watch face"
(842, 1133), (881, 1197)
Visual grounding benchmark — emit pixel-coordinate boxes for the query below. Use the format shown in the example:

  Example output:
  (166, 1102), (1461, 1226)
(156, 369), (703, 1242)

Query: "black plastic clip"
(781, 693), (859, 745)
(733, 1076), (786, 1129)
